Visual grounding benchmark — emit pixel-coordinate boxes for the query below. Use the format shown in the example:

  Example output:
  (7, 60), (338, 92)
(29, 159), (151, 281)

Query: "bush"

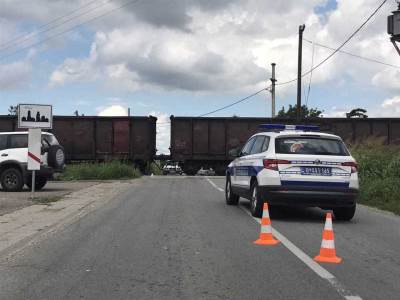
(147, 162), (163, 175)
(60, 161), (141, 180)
(351, 144), (400, 215)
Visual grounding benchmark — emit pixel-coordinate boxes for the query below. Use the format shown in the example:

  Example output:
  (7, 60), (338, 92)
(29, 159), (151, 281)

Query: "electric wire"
(0, 0), (103, 50)
(303, 38), (400, 69)
(305, 41), (315, 107)
(157, 87), (269, 125)
(277, 0), (389, 86)
(0, 0), (142, 61)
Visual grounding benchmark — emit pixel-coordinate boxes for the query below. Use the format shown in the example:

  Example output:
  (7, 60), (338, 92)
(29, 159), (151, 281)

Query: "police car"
(225, 124), (359, 221)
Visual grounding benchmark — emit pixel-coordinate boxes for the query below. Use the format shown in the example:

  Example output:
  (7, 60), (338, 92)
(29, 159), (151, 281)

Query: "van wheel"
(333, 205), (356, 221)
(1, 168), (24, 192)
(250, 181), (263, 218)
(225, 176), (239, 205)
(26, 176), (48, 191)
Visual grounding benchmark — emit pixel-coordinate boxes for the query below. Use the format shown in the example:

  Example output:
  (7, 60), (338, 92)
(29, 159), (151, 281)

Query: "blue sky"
(1, 0), (399, 152)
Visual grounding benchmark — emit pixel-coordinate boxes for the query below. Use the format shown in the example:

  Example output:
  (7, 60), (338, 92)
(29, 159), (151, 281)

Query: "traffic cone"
(254, 203), (280, 245)
(314, 212), (342, 264)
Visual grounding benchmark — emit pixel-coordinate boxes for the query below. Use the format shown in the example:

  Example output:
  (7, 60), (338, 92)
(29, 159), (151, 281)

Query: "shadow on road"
(240, 200), (327, 223)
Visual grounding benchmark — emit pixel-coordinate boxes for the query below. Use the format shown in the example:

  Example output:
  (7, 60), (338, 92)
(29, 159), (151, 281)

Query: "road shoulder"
(0, 180), (139, 259)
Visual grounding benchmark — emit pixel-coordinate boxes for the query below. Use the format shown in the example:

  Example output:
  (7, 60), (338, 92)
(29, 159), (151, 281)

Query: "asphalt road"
(0, 176), (399, 300)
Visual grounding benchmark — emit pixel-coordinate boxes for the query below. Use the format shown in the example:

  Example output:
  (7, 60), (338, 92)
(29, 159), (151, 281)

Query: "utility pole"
(270, 63), (276, 118)
(297, 24), (306, 121)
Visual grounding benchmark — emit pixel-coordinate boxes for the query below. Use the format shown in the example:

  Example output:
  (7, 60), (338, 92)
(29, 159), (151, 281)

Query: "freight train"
(0, 115), (157, 171)
(169, 116), (400, 175)
(2, 115), (399, 176)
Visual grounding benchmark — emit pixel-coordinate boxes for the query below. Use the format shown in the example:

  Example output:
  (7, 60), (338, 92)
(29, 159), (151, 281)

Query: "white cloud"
(0, 60), (32, 90)
(372, 68), (400, 91)
(97, 104), (128, 116)
(382, 96), (400, 108)
(149, 111), (170, 154)
(322, 106), (349, 117)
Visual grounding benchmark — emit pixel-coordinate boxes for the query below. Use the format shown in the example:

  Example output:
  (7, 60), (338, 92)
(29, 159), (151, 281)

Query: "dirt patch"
(0, 181), (99, 216)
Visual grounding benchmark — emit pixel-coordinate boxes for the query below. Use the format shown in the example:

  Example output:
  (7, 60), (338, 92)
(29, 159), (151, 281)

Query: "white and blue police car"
(225, 124), (359, 221)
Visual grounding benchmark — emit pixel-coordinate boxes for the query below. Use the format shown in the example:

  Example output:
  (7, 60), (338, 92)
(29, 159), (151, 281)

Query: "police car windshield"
(275, 137), (349, 156)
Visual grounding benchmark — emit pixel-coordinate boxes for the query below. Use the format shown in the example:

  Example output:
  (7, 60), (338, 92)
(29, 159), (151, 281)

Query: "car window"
(261, 136), (270, 152)
(250, 136), (266, 155)
(275, 137), (349, 156)
(241, 137), (256, 156)
(9, 135), (28, 149)
(0, 135), (7, 151)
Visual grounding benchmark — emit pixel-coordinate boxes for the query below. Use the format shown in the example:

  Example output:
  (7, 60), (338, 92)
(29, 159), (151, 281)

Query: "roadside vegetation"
(147, 162), (163, 175)
(351, 142), (400, 215)
(60, 161), (141, 181)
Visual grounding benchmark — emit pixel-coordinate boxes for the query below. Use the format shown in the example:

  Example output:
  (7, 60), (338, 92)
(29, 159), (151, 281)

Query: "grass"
(60, 161), (141, 181)
(351, 143), (400, 215)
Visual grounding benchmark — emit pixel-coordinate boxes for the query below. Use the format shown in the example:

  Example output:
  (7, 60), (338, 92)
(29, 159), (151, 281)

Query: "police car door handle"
(1, 153), (8, 157)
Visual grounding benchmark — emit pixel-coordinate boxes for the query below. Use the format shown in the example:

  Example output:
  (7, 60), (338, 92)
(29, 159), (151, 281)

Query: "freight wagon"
(170, 116), (400, 175)
(0, 115), (157, 170)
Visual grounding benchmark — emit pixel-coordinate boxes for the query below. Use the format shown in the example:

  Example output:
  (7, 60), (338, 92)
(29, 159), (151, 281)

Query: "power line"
(303, 38), (400, 69)
(197, 88), (267, 117)
(305, 41), (315, 107)
(0, 0), (142, 61)
(277, 0), (389, 86)
(157, 87), (268, 125)
(0, 0), (102, 50)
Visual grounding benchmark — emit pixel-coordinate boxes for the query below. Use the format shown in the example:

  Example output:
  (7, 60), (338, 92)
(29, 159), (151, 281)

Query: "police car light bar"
(258, 124), (320, 132)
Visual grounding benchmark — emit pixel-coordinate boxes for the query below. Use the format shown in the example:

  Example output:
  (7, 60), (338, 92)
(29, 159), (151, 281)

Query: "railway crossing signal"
(388, 1), (400, 56)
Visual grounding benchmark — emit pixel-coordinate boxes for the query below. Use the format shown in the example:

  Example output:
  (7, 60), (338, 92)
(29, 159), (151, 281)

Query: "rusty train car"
(170, 116), (400, 175)
(0, 115), (157, 168)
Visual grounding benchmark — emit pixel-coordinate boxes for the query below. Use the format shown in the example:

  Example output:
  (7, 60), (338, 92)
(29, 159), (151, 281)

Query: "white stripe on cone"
(263, 209), (270, 218)
(321, 239), (335, 249)
(324, 218), (333, 231)
(261, 225), (272, 234)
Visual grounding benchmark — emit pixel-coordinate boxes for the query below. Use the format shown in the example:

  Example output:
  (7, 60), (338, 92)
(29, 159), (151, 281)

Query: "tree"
(8, 105), (18, 116)
(346, 108), (368, 118)
(277, 104), (323, 119)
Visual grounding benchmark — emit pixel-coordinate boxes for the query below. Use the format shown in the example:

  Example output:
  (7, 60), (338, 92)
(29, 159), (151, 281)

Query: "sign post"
(18, 104), (53, 199)
(28, 128), (41, 199)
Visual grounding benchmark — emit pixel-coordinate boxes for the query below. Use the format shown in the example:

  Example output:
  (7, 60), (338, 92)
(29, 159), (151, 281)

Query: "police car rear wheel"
(333, 205), (356, 221)
(225, 176), (239, 205)
(250, 181), (263, 218)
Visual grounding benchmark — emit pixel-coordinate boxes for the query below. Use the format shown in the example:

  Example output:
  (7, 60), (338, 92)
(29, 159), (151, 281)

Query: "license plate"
(300, 166), (332, 176)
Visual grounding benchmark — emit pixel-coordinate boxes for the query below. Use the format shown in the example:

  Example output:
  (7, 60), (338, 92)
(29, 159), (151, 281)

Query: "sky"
(0, 0), (399, 153)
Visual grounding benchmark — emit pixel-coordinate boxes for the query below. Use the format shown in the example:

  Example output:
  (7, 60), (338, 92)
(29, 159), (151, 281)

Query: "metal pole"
(297, 24), (306, 122)
(31, 170), (35, 199)
(271, 63), (276, 118)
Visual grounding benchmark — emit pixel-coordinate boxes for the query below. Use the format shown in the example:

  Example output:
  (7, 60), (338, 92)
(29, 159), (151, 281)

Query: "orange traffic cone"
(254, 203), (280, 245)
(314, 212), (342, 264)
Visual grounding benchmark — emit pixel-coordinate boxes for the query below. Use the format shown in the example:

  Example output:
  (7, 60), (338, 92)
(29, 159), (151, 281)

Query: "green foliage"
(352, 145), (400, 215)
(277, 104), (323, 119)
(60, 161), (141, 180)
(346, 108), (368, 118)
(8, 105), (17, 116)
(147, 162), (163, 175)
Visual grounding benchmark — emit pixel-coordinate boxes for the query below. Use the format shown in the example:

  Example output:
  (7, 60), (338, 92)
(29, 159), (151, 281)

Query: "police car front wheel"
(225, 176), (239, 205)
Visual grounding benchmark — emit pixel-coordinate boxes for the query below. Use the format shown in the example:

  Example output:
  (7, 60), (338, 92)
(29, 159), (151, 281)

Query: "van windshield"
(275, 137), (349, 156)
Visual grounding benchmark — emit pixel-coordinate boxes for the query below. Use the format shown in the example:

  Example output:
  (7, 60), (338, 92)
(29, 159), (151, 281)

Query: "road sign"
(28, 128), (41, 171)
(18, 104), (52, 129)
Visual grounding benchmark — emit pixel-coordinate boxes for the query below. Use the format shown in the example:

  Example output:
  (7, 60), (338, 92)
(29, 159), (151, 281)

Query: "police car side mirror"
(229, 148), (240, 158)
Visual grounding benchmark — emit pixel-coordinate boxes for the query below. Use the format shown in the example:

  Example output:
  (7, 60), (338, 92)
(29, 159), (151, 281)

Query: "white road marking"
(206, 178), (224, 192)
(206, 178), (362, 300)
